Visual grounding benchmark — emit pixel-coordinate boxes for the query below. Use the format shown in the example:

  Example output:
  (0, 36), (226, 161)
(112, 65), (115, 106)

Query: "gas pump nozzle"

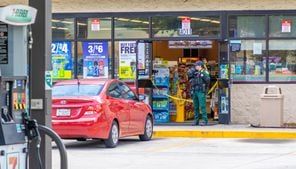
(1, 106), (13, 123)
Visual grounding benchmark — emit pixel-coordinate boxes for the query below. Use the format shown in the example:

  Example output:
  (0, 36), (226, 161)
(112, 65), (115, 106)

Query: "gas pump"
(0, 77), (27, 169)
(0, 4), (67, 169)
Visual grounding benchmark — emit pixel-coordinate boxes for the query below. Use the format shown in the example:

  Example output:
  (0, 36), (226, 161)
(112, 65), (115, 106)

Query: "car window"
(53, 84), (103, 97)
(107, 82), (122, 98)
(118, 83), (137, 100)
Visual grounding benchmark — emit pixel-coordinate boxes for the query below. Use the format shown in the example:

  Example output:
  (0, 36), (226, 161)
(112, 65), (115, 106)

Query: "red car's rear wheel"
(104, 121), (119, 148)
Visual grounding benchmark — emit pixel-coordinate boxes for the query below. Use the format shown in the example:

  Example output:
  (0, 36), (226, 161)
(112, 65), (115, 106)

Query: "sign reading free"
(0, 5), (37, 26)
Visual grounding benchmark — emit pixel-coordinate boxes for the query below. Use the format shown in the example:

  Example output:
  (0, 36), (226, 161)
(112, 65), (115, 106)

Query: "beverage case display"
(153, 67), (170, 123)
(153, 88), (169, 98)
(153, 100), (169, 110)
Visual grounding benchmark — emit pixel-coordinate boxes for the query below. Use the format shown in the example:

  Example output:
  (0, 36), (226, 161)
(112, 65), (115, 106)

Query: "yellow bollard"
(175, 99), (185, 122)
(175, 86), (185, 123)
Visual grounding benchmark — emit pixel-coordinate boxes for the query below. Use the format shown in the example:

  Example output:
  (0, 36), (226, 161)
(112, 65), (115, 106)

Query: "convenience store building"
(2, 0), (296, 125)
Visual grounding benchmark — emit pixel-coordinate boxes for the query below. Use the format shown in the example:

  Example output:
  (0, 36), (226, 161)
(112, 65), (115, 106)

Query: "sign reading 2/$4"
(51, 42), (73, 80)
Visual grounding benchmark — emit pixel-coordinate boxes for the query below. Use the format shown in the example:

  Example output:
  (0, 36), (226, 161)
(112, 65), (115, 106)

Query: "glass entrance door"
(136, 41), (153, 106)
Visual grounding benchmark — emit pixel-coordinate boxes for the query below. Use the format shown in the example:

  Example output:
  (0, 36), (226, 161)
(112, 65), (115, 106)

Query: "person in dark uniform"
(188, 61), (210, 126)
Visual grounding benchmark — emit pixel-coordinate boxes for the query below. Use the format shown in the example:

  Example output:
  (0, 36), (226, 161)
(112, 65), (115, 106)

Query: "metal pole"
(28, 0), (52, 169)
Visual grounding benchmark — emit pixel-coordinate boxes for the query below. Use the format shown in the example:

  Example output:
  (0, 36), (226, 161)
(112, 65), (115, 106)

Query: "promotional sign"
(139, 43), (152, 79)
(230, 40), (241, 52)
(169, 41), (212, 49)
(253, 43), (262, 55)
(51, 41), (73, 80)
(138, 43), (145, 69)
(179, 17), (192, 36)
(119, 41), (137, 79)
(220, 64), (229, 79)
(220, 96), (229, 114)
(91, 18), (100, 31)
(82, 41), (109, 78)
(0, 23), (8, 64)
(281, 19), (292, 33)
(0, 5), (37, 26)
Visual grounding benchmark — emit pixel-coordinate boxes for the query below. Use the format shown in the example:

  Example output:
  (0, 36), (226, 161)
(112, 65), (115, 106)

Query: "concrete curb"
(153, 130), (296, 139)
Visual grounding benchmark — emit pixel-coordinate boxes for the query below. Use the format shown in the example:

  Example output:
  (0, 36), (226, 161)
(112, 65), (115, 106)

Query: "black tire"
(104, 121), (119, 148)
(139, 116), (153, 141)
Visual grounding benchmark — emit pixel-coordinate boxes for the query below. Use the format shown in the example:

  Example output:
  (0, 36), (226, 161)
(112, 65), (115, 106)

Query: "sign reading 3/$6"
(0, 5), (37, 26)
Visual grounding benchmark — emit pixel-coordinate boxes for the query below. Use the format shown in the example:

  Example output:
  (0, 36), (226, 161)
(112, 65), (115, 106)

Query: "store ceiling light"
(61, 21), (73, 24)
(200, 19), (212, 22)
(191, 17), (201, 21)
(210, 20), (220, 24)
(77, 23), (87, 26)
(130, 19), (142, 23)
(142, 21), (149, 24)
(57, 27), (69, 30)
(52, 19), (60, 22)
(117, 18), (130, 22)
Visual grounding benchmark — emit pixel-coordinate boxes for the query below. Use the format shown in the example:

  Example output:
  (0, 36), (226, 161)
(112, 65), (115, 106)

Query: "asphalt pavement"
(52, 138), (296, 169)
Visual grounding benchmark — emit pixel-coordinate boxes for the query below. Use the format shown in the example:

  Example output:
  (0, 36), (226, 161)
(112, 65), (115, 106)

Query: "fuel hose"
(38, 125), (68, 169)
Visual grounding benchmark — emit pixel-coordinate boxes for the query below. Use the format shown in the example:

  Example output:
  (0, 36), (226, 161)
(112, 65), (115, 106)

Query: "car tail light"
(84, 105), (102, 116)
(84, 111), (96, 116)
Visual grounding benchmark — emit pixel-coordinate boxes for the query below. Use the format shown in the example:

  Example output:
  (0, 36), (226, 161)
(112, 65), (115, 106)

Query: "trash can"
(259, 85), (284, 127)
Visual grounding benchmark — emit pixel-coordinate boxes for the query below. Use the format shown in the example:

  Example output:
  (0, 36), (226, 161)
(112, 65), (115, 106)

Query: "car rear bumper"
(52, 116), (110, 139)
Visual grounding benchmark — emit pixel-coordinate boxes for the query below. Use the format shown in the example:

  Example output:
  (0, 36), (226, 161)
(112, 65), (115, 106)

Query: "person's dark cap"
(194, 61), (204, 66)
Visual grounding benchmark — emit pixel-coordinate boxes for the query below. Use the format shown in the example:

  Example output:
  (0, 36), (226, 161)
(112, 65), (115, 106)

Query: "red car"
(52, 79), (153, 148)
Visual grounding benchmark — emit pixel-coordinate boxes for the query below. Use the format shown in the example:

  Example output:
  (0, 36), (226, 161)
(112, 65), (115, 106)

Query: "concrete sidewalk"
(153, 124), (296, 139)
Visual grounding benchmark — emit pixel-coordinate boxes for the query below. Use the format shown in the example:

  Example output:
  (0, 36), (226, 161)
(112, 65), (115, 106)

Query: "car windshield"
(52, 84), (104, 97)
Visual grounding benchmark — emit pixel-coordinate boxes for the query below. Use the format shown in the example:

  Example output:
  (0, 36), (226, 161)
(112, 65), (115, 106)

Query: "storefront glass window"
(152, 16), (220, 38)
(269, 40), (296, 81)
(229, 16), (266, 38)
(269, 16), (296, 37)
(115, 17), (149, 39)
(77, 41), (112, 79)
(77, 18), (111, 39)
(52, 18), (75, 39)
(230, 40), (266, 81)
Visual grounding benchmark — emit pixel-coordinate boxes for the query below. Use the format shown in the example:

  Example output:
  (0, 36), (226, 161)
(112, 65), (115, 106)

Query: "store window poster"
(51, 41), (73, 80)
(220, 64), (229, 79)
(119, 41), (137, 79)
(137, 43), (145, 70)
(253, 43), (262, 55)
(82, 41), (109, 78)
